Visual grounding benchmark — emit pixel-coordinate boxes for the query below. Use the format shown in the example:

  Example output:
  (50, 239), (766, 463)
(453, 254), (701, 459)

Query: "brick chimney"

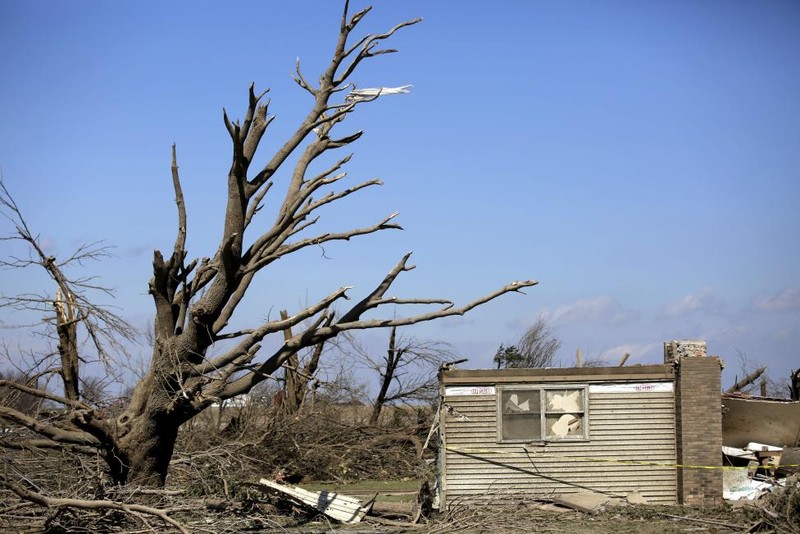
(666, 340), (723, 505)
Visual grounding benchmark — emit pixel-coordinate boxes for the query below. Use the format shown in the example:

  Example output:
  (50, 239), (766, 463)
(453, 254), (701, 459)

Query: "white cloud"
(541, 296), (640, 327)
(754, 288), (800, 312)
(661, 287), (726, 318)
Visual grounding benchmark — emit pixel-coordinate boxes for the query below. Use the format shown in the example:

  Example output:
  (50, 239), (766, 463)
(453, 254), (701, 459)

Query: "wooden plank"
(442, 365), (673, 383)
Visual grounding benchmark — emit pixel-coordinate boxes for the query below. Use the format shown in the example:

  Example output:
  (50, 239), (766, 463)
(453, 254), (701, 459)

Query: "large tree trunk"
(117, 413), (180, 486)
(111, 342), (193, 487)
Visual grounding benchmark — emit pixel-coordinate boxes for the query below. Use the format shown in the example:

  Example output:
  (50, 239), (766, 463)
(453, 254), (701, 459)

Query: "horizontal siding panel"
(442, 386), (677, 505)
(445, 479), (678, 489)
(445, 491), (678, 502)
(443, 436), (677, 447)
(446, 434), (675, 443)
(446, 482), (677, 490)
(445, 483), (677, 492)
(591, 422), (674, 430)
(443, 466), (677, 478)
(589, 433), (674, 440)
(445, 474), (677, 483)
(444, 475), (677, 485)
(444, 463), (676, 473)
(591, 413), (675, 421)
(444, 456), (677, 467)
(441, 489), (677, 504)
(446, 476), (675, 484)
(591, 393), (674, 401)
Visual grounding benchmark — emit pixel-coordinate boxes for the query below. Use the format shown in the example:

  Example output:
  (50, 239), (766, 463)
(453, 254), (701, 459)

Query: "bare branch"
(291, 57), (316, 95)
(0, 476), (189, 534)
(0, 405), (99, 447)
(244, 179), (273, 229)
(0, 438), (98, 456)
(338, 252), (415, 324)
(333, 257), (537, 331)
(246, 211), (402, 274)
(0, 379), (92, 411)
(195, 286), (352, 380)
(336, 18), (422, 85)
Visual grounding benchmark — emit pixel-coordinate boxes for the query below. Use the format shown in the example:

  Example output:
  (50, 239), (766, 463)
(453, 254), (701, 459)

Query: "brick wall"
(672, 344), (723, 505)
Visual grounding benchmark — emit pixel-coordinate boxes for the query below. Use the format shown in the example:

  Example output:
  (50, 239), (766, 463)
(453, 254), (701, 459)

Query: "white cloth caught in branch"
(345, 85), (412, 103)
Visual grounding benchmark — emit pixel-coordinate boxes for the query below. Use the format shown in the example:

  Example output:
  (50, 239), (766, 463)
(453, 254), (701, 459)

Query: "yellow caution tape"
(444, 445), (799, 470)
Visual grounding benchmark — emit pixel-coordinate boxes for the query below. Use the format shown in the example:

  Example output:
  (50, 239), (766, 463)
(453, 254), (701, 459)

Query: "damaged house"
(437, 340), (723, 506)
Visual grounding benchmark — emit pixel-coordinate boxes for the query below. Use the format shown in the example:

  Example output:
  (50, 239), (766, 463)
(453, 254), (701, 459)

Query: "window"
(498, 386), (587, 442)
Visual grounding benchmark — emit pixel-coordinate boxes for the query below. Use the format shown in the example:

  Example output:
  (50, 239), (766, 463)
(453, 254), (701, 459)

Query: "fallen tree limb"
(726, 367), (767, 393)
(106, 486), (187, 497)
(0, 476), (189, 534)
(658, 512), (746, 530)
(366, 516), (426, 528)
(369, 500), (415, 519)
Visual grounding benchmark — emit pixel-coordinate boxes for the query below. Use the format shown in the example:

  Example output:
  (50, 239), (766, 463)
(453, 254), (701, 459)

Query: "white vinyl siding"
(440, 382), (677, 505)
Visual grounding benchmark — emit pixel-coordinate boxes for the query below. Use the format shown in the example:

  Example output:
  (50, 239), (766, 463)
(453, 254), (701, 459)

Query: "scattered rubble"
(552, 491), (617, 513)
(721, 391), (800, 508)
(779, 446), (800, 475)
(723, 467), (773, 501)
(549, 490), (649, 513)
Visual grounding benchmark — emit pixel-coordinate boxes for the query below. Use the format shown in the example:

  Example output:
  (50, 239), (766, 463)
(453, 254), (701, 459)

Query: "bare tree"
(518, 317), (561, 368)
(495, 317), (560, 369)
(277, 309), (326, 415)
(341, 327), (455, 425)
(0, 2), (536, 487)
(0, 370), (43, 417)
(788, 369), (800, 401)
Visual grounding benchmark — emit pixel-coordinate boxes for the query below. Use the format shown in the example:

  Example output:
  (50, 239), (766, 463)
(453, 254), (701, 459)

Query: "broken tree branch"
(726, 366), (767, 394)
(0, 475), (190, 534)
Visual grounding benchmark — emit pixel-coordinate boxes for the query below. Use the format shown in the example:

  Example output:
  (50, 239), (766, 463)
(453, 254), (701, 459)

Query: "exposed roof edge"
(441, 364), (674, 384)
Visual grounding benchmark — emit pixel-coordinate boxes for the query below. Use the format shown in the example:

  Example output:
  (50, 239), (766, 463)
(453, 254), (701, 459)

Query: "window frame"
(496, 384), (589, 443)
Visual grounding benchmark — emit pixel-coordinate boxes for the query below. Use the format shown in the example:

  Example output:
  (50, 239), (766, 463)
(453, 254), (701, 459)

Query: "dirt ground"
(421, 505), (760, 534)
(251, 502), (766, 533)
(0, 485), (785, 533)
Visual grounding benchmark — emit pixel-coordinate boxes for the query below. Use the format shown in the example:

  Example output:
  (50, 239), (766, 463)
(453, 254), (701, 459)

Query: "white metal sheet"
(589, 382), (673, 393)
(445, 386), (496, 396)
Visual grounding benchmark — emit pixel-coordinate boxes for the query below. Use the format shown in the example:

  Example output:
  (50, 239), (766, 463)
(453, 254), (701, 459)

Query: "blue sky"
(1, 1), (798, 392)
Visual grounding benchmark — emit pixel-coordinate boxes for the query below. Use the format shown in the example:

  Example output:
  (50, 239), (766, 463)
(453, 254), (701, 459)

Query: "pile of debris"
(721, 391), (800, 503)
(722, 442), (799, 500)
(256, 478), (431, 527)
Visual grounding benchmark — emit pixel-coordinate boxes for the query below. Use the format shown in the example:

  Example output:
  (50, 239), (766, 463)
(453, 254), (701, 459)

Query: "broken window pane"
(500, 390), (541, 440)
(545, 389), (584, 438)
(499, 387), (587, 442)
(546, 413), (583, 437)
(546, 390), (583, 413)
